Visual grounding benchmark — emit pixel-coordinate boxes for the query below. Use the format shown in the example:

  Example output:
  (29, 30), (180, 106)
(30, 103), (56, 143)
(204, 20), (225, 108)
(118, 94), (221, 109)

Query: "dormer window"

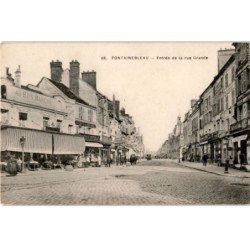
(19, 112), (28, 127)
(1, 85), (7, 99)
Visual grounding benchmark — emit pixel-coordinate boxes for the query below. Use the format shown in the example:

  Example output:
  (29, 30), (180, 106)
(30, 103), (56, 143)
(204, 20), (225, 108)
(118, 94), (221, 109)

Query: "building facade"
(158, 43), (249, 167)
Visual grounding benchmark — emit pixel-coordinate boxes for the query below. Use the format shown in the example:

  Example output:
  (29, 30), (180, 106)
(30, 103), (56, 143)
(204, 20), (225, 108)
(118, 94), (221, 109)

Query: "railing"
(75, 119), (96, 128)
(200, 133), (213, 142)
(101, 135), (112, 145)
(80, 133), (100, 143)
(230, 118), (249, 132)
(45, 126), (60, 132)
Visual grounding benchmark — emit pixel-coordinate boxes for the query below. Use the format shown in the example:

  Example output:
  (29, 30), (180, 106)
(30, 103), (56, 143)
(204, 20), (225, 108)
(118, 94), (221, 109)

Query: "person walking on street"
(217, 153), (221, 167)
(97, 155), (101, 167)
(239, 152), (245, 169)
(107, 157), (111, 167)
(17, 157), (22, 172)
(225, 155), (229, 174)
(202, 154), (208, 166)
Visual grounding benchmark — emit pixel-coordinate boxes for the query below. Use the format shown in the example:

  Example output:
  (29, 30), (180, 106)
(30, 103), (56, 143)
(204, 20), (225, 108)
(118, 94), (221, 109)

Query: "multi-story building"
(199, 82), (214, 161)
(231, 43), (250, 165)
(189, 100), (200, 161)
(165, 116), (182, 159)
(158, 44), (249, 167)
(1, 60), (145, 168)
(1, 67), (86, 164)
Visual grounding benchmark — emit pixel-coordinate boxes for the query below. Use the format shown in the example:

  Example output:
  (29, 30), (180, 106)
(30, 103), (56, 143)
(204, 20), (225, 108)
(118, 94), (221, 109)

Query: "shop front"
(231, 134), (248, 165)
(84, 141), (103, 167)
(1, 125), (86, 170)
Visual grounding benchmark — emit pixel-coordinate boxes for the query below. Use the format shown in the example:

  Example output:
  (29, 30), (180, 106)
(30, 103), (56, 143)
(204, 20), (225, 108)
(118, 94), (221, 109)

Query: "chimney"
(50, 60), (63, 82)
(120, 107), (126, 116)
(82, 70), (96, 90)
(70, 60), (80, 96)
(115, 100), (120, 119)
(217, 49), (235, 72)
(6, 67), (14, 83)
(15, 65), (21, 87)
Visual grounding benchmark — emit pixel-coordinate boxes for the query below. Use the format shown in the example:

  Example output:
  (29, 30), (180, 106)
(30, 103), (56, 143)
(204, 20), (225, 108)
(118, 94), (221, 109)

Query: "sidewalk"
(175, 160), (250, 178)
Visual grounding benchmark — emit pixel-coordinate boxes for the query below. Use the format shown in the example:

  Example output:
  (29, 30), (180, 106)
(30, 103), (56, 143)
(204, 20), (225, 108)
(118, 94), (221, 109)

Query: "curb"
(176, 162), (250, 179)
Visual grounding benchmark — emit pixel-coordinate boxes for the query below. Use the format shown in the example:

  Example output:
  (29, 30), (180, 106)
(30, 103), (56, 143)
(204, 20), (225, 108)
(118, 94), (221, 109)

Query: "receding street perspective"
(0, 42), (250, 205)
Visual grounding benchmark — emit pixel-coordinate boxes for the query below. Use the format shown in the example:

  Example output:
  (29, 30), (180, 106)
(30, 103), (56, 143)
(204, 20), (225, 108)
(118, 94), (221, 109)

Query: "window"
(226, 119), (230, 131)
(1, 85), (7, 99)
(221, 98), (224, 111)
(43, 117), (49, 130)
(56, 119), (62, 130)
(76, 125), (79, 134)
(208, 96), (211, 106)
(238, 75), (242, 95)
(68, 124), (73, 134)
(225, 95), (229, 110)
(238, 106), (243, 121)
(225, 73), (228, 87)
(1, 109), (9, 124)
(79, 107), (84, 120)
(232, 90), (235, 105)
(231, 67), (235, 82)
(88, 110), (93, 122)
(221, 78), (224, 89)
(19, 112), (28, 127)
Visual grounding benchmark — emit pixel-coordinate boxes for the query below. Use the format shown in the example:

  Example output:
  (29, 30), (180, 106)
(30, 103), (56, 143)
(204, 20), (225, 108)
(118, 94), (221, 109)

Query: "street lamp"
(20, 136), (26, 172)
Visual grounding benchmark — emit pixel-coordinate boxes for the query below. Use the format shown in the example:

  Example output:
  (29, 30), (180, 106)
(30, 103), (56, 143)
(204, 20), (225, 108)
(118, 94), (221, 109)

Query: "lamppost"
(20, 136), (26, 172)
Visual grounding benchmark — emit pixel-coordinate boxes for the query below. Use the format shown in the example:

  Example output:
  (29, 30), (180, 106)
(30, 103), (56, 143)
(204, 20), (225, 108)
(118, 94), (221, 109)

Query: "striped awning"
(53, 134), (85, 155)
(1, 126), (52, 154)
(1, 126), (85, 155)
(85, 142), (103, 148)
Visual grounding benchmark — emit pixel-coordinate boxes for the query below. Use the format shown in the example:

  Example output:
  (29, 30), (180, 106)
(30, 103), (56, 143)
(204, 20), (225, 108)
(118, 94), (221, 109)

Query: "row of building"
(0, 60), (145, 167)
(157, 43), (250, 166)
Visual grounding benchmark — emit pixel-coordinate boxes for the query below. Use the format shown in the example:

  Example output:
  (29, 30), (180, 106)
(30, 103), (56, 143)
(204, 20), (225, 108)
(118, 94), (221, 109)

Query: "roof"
(21, 85), (44, 95)
(44, 77), (96, 109)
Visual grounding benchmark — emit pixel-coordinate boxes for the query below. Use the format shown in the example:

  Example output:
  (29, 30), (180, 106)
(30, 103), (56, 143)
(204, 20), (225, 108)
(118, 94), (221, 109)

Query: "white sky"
(1, 42), (233, 152)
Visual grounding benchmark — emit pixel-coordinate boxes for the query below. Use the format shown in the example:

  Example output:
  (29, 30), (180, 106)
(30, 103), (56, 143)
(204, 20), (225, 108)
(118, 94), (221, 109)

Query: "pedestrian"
(229, 155), (234, 168)
(202, 154), (208, 166)
(217, 153), (221, 167)
(97, 155), (101, 167)
(239, 152), (245, 169)
(225, 155), (229, 174)
(17, 157), (22, 172)
(107, 157), (111, 167)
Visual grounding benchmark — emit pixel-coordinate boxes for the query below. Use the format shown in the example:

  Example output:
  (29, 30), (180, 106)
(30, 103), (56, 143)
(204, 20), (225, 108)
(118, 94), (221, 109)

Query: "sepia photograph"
(0, 42), (250, 205)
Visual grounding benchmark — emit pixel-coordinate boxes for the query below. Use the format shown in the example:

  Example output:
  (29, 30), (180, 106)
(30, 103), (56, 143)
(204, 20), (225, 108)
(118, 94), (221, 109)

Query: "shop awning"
(53, 134), (85, 155)
(85, 142), (103, 148)
(1, 126), (86, 155)
(231, 134), (248, 143)
(1, 126), (52, 154)
(199, 141), (208, 145)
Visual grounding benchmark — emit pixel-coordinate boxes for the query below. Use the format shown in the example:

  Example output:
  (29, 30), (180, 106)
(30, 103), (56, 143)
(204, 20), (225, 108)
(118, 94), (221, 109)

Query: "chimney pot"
(50, 60), (63, 82)
(81, 70), (97, 90)
(70, 60), (80, 96)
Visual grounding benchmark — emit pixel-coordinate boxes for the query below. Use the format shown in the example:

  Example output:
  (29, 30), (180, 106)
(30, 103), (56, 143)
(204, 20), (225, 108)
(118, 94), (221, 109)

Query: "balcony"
(230, 118), (250, 133)
(200, 133), (213, 143)
(101, 135), (112, 145)
(79, 133), (100, 143)
(45, 126), (60, 132)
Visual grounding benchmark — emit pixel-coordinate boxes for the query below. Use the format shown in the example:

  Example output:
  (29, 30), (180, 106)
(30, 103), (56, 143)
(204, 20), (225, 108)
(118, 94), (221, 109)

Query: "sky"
(1, 42), (233, 152)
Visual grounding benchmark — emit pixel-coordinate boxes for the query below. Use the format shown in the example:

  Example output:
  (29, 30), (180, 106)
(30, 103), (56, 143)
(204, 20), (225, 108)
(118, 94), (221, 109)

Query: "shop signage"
(7, 86), (64, 112)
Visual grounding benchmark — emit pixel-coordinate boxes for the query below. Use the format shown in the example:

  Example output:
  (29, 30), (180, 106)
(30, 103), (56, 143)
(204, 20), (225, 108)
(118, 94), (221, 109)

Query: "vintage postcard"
(0, 42), (249, 205)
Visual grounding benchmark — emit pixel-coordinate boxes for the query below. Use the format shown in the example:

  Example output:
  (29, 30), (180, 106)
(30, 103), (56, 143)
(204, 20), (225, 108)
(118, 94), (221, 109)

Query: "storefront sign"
(7, 86), (64, 112)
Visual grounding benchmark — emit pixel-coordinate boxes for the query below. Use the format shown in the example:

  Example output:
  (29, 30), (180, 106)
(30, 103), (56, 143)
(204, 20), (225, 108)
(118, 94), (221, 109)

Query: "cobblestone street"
(1, 159), (250, 205)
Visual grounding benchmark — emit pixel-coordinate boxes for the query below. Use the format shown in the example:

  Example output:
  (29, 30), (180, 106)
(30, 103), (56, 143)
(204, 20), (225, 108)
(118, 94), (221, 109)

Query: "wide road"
(1, 159), (250, 205)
